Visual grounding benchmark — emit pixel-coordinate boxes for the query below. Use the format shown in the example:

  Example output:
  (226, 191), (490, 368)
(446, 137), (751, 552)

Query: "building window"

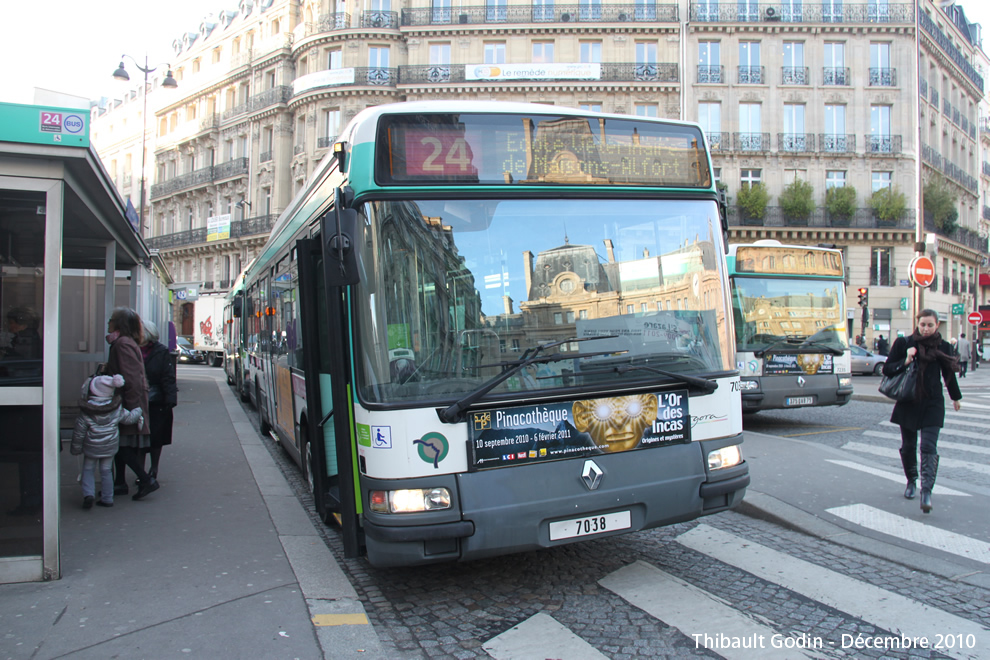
(739, 103), (762, 150)
(265, 69), (276, 89)
(869, 42), (894, 86)
(698, 102), (721, 149)
(782, 104), (806, 151)
(484, 42), (506, 64)
(323, 108), (341, 141)
(825, 171), (846, 189)
(430, 43), (451, 66)
(487, 0), (507, 22)
(432, 0), (451, 23)
(532, 41), (554, 63)
(741, 169), (762, 187)
(823, 42), (846, 84)
(782, 41), (806, 84)
(871, 171), (892, 192)
(823, 105), (847, 152)
(636, 41), (657, 65)
(870, 247), (892, 286)
(580, 103), (602, 112)
(869, 105), (892, 152)
(580, 41), (602, 63)
(328, 47), (342, 69)
(698, 41), (721, 83)
(739, 41), (761, 84)
(580, 0), (602, 21)
(635, 104), (658, 117)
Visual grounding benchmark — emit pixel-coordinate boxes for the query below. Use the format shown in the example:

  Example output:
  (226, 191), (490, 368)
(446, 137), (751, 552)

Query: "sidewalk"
(0, 367), (385, 660)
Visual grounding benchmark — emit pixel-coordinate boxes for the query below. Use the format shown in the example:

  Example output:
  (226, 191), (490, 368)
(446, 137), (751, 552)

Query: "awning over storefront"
(979, 273), (990, 287)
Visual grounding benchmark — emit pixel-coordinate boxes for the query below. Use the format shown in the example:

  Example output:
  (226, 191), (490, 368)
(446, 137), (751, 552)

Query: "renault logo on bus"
(582, 460), (604, 490)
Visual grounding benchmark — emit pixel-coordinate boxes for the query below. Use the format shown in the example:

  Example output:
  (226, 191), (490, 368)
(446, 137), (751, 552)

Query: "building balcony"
(317, 135), (336, 149)
(400, 4), (678, 26)
(728, 206), (916, 230)
(396, 62), (678, 85)
(293, 144), (305, 155)
(923, 214), (988, 253)
(920, 77), (927, 99)
(868, 67), (896, 86)
(149, 165), (214, 198)
(250, 86), (293, 112)
(689, 2), (912, 24)
(221, 103), (248, 121)
(145, 214), (277, 250)
(305, 13), (349, 36)
(777, 133), (815, 153)
(362, 10), (399, 28)
(930, 89), (939, 107)
(822, 67), (849, 86)
(706, 132), (730, 151)
(214, 157), (250, 181)
(818, 134), (856, 154)
(123, 174), (133, 188)
(781, 67), (808, 85)
(292, 68), (399, 95)
(919, 9), (984, 91)
(733, 132), (770, 152)
(737, 66), (764, 84)
(943, 98), (951, 115)
(697, 65), (724, 83)
(260, 151), (273, 163)
(866, 135), (902, 155)
(983, 162), (990, 177)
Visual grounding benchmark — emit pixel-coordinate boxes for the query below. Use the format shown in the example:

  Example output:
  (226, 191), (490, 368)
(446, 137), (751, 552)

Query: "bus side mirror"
(321, 188), (360, 287)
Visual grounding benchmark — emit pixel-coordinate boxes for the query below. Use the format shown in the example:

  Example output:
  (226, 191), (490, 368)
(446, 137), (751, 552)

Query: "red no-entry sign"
(908, 256), (935, 288)
(968, 312), (983, 325)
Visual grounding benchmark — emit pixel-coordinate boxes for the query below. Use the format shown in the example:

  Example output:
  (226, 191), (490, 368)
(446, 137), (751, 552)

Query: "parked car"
(850, 345), (886, 375)
(175, 336), (206, 364)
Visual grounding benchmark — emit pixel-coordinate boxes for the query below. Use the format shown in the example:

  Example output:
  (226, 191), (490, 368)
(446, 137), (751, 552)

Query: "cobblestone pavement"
(243, 398), (990, 660)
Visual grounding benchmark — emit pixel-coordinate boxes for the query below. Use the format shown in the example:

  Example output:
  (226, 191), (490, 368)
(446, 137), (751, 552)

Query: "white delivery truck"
(193, 295), (226, 367)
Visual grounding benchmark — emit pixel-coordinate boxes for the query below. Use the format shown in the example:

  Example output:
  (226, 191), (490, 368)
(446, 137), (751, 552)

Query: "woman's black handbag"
(878, 361), (918, 402)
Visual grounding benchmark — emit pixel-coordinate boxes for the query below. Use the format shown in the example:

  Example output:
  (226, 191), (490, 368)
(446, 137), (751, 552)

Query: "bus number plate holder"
(549, 510), (631, 541)
(785, 396), (814, 406)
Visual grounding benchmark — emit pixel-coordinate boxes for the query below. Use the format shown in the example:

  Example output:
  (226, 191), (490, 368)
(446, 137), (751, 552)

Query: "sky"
(1, 0), (219, 106)
(2, 1), (990, 107)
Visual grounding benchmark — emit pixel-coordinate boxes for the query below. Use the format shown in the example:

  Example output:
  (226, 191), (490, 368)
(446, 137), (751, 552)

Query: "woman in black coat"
(141, 320), (177, 480)
(882, 308), (961, 513)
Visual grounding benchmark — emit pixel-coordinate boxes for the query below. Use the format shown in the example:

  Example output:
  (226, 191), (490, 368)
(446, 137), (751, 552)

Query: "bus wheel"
(257, 381), (271, 435)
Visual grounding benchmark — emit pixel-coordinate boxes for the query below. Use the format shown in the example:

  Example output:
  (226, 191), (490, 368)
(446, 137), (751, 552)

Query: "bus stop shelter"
(0, 101), (164, 583)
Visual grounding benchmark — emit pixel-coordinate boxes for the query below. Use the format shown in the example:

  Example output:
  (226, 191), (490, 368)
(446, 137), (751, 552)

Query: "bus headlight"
(369, 487), (452, 513)
(708, 445), (743, 470)
(839, 376), (853, 388)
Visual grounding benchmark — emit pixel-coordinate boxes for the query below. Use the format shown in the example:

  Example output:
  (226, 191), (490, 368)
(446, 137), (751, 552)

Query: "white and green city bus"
(727, 240), (853, 412)
(229, 101), (749, 566)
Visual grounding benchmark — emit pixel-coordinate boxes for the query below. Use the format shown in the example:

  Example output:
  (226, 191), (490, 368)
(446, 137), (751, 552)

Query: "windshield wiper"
(575, 364), (717, 394)
(752, 336), (843, 357)
(438, 335), (619, 423)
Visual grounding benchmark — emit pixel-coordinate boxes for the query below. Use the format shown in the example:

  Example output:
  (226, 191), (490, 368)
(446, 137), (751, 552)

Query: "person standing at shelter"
(105, 307), (159, 500)
(140, 321), (177, 481)
(70, 374), (143, 508)
(957, 332), (971, 378)
(876, 334), (889, 357)
(882, 309), (961, 514)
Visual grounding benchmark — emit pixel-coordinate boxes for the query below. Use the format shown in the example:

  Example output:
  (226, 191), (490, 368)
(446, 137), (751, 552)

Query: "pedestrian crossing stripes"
(483, 612), (608, 660)
(864, 430), (990, 456)
(826, 504), (990, 564)
(599, 560), (816, 660)
(676, 525), (989, 660)
(878, 421), (990, 442)
(843, 441), (990, 477)
(823, 460), (970, 496)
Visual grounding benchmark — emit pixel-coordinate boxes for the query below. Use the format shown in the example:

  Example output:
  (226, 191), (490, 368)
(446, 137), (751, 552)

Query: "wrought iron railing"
(781, 66), (808, 85)
(919, 10), (983, 92)
(728, 206), (917, 229)
(919, 77), (927, 99)
(943, 98), (952, 115)
(145, 214), (277, 250)
(866, 135), (902, 155)
(214, 157), (250, 180)
(822, 67), (849, 85)
(317, 136), (336, 149)
(689, 2), (912, 23)
(305, 13), (350, 35)
(706, 132), (730, 151)
(250, 86), (293, 112)
(733, 132), (770, 152)
(221, 103), (248, 121)
(737, 66), (764, 84)
(260, 150), (273, 163)
(777, 133), (815, 152)
(362, 10), (399, 28)
(697, 65), (724, 83)
(150, 165), (214, 198)
(868, 67), (896, 86)
(401, 3), (678, 25)
(930, 88), (939, 107)
(397, 63), (678, 84)
(819, 134), (856, 153)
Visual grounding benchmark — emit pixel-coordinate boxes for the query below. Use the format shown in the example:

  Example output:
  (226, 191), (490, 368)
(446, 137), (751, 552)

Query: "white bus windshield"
(731, 277), (848, 352)
(353, 198), (732, 404)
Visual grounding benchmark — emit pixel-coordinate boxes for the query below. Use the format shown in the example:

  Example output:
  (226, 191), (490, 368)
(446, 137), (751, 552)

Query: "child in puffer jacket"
(70, 374), (144, 508)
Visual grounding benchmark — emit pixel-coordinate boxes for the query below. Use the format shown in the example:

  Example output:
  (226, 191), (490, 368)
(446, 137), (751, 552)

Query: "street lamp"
(112, 55), (178, 234)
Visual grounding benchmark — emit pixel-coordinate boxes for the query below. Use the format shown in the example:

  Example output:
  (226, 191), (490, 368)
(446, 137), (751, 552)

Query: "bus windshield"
(731, 276), (848, 353)
(354, 198), (732, 404)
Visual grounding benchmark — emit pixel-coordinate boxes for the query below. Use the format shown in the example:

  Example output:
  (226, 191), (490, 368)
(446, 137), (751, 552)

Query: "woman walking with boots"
(140, 321), (177, 481)
(883, 309), (961, 513)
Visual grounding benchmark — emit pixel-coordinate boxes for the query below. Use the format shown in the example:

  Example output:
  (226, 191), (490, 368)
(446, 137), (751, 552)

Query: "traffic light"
(857, 287), (869, 308)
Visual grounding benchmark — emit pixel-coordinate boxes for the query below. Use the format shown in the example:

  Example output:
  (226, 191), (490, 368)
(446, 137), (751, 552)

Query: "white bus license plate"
(785, 396), (814, 406)
(549, 511), (631, 541)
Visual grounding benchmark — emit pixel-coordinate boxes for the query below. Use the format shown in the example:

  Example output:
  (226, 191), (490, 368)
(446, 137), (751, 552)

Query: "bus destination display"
(380, 113), (711, 188)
